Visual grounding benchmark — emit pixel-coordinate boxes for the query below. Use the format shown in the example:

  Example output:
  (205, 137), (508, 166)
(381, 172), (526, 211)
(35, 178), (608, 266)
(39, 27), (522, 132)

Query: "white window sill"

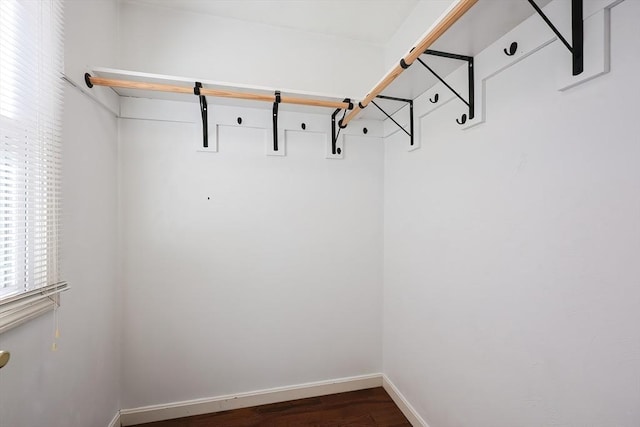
(0, 282), (70, 334)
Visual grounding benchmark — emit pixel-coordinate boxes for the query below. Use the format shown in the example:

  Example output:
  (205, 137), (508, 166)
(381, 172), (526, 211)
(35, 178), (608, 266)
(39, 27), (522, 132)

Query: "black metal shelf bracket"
(418, 50), (474, 125)
(331, 98), (353, 155)
(528, 0), (583, 75)
(372, 95), (414, 146)
(273, 91), (281, 152)
(194, 82), (208, 148)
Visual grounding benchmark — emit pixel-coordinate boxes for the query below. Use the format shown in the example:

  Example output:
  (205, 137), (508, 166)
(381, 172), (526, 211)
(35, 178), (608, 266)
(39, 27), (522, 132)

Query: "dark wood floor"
(131, 387), (411, 427)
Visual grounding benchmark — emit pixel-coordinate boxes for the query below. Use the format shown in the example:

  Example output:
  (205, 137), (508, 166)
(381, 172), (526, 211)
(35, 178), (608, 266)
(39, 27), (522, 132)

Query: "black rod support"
(194, 82), (208, 148)
(331, 108), (340, 155)
(416, 57), (469, 107)
(376, 94), (412, 103)
(371, 100), (412, 138)
(338, 98), (351, 128)
(330, 99), (353, 155)
(409, 100), (414, 146)
(373, 95), (414, 145)
(200, 96), (208, 148)
(528, 0), (583, 75)
(272, 91), (281, 152)
(571, 0), (584, 75)
(468, 57), (475, 120)
(527, 0), (573, 52)
(424, 49), (473, 62)
(418, 50), (474, 124)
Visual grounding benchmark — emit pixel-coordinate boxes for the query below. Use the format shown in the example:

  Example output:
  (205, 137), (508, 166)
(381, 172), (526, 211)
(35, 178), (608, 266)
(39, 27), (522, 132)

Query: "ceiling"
(124, 0), (419, 45)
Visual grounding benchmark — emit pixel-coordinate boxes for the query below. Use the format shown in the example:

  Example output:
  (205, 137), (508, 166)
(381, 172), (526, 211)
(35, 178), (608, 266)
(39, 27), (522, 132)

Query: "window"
(0, 0), (67, 333)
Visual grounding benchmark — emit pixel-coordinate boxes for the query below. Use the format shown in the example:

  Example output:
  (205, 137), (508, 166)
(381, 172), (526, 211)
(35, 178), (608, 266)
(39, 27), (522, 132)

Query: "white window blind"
(0, 0), (68, 333)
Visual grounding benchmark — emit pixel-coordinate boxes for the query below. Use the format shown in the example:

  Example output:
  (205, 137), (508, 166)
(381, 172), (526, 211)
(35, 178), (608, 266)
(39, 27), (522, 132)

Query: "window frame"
(0, 282), (68, 334)
(0, 0), (68, 333)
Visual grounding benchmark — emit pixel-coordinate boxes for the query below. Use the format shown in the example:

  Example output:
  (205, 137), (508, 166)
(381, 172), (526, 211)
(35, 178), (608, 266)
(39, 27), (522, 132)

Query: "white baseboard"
(120, 373), (383, 426)
(382, 374), (430, 427)
(107, 411), (121, 427)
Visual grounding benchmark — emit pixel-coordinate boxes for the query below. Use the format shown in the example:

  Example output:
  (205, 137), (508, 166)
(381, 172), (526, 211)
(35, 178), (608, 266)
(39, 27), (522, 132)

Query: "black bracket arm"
(194, 82), (208, 148)
(371, 95), (414, 146)
(273, 91), (281, 152)
(330, 98), (353, 155)
(331, 109), (342, 155)
(528, 0), (583, 75)
(419, 50), (474, 125)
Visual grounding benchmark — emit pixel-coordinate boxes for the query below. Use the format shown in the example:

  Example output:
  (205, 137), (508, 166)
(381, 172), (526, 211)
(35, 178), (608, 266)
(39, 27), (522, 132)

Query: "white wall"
(118, 2), (384, 99)
(383, 1), (640, 426)
(0, 61), (121, 427)
(119, 104), (384, 408)
(64, 0), (120, 114)
(0, 1), (121, 426)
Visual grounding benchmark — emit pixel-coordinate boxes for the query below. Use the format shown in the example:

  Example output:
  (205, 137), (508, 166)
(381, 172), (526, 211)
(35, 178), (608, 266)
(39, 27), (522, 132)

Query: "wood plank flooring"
(130, 387), (411, 427)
